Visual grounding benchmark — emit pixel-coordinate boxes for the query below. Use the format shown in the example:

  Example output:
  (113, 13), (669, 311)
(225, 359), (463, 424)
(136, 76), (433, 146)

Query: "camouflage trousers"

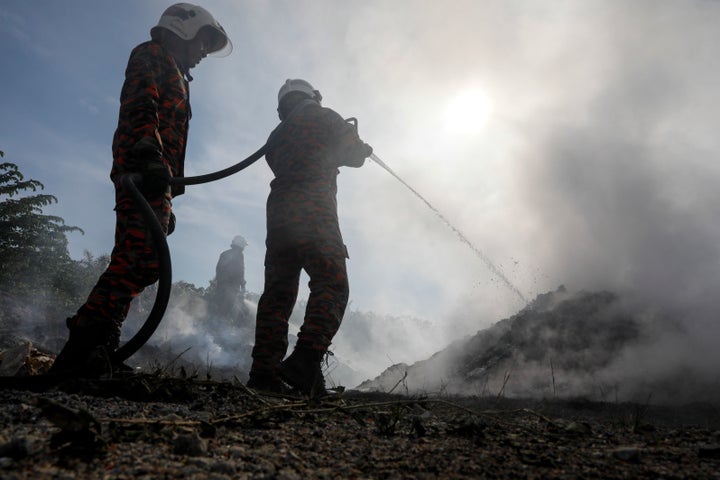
(250, 239), (349, 375)
(70, 181), (171, 331)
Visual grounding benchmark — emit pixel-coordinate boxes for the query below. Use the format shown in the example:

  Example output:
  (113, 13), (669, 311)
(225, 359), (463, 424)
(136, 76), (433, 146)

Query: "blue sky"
(3, 1), (720, 372)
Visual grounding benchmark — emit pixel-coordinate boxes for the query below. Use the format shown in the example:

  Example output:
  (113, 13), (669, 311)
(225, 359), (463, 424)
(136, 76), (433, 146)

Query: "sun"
(443, 88), (494, 135)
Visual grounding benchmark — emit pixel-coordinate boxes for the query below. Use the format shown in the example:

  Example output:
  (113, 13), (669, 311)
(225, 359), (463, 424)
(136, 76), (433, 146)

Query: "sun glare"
(444, 89), (494, 135)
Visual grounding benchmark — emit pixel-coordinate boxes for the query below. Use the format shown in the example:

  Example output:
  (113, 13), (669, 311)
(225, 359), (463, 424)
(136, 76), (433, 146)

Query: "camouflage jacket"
(111, 41), (190, 197)
(264, 101), (367, 251)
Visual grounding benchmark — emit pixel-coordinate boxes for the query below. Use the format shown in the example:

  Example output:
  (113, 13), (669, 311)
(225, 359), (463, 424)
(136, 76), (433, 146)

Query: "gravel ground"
(1, 375), (720, 479)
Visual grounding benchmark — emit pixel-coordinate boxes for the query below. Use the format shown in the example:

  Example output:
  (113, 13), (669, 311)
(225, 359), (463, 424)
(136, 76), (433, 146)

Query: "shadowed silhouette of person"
(247, 79), (373, 395)
(49, 3), (232, 376)
(212, 235), (250, 326)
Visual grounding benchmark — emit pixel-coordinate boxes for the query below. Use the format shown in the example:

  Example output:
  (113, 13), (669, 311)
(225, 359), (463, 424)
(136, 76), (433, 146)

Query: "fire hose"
(0, 111), (360, 387)
(0, 145), (269, 389)
(113, 144), (269, 362)
(115, 113), (349, 362)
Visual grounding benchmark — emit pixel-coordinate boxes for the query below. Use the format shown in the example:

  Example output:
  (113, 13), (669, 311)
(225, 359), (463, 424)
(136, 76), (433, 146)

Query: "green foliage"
(0, 151), (234, 327)
(173, 280), (206, 298)
(0, 159), (84, 310)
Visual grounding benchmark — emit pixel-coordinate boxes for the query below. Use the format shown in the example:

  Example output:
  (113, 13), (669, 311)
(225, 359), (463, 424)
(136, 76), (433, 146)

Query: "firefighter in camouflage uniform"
(50, 3), (232, 376)
(247, 79), (373, 395)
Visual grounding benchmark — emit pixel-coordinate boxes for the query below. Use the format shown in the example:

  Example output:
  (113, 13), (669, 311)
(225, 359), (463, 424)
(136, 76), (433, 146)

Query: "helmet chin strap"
(181, 42), (195, 81)
(175, 59), (193, 82)
(172, 49), (193, 82)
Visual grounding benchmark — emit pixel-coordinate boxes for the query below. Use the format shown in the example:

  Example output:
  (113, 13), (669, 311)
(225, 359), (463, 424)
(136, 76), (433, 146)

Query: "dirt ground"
(1, 374), (719, 479)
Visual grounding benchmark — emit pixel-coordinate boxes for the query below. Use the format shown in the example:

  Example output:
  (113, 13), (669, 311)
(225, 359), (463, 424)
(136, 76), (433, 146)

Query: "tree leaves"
(0, 157), (85, 311)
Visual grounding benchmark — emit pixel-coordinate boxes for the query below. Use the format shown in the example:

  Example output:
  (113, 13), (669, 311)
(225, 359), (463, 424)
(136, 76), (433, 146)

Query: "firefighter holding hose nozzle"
(247, 79), (373, 396)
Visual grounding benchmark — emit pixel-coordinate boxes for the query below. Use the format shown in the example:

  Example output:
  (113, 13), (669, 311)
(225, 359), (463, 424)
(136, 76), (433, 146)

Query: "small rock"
(226, 445), (245, 457)
(210, 460), (236, 475)
(277, 468), (302, 480)
(564, 421), (592, 434)
(173, 431), (207, 456)
(0, 437), (29, 460)
(698, 445), (720, 459)
(612, 447), (641, 463)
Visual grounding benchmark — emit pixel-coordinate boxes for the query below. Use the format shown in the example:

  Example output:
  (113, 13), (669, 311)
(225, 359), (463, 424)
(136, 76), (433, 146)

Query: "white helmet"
(231, 235), (247, 248)
(152, 3), (232, 57)
(277, 79), (322, 105)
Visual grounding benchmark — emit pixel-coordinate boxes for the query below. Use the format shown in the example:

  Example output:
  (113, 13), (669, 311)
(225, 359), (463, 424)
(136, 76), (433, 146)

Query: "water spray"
(369, 153), (528, 304)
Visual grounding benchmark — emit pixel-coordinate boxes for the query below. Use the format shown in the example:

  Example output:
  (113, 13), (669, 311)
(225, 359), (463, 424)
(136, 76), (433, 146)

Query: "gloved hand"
(141, 161), (171, 195)
(132, 136), (169, 194)
(167, 212), (176, 236)
(133, 136), (162, 163)
(362, 143), (373, 158)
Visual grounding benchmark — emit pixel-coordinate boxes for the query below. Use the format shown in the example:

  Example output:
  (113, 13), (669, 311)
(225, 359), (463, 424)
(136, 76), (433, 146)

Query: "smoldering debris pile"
(4, 283), (720, 406)
(0, 342), (54, 376)
(357, 286), (719, 405)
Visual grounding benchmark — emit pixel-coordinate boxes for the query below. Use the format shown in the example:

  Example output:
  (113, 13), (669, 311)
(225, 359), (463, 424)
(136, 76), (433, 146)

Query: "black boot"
(246, 371), (290, 394)
(279, 346), (327, 397)
(48, 318), (120, 377)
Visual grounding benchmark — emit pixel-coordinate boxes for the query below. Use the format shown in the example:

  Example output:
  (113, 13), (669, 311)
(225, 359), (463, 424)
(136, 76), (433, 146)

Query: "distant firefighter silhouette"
(211, 235), (250, 324)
